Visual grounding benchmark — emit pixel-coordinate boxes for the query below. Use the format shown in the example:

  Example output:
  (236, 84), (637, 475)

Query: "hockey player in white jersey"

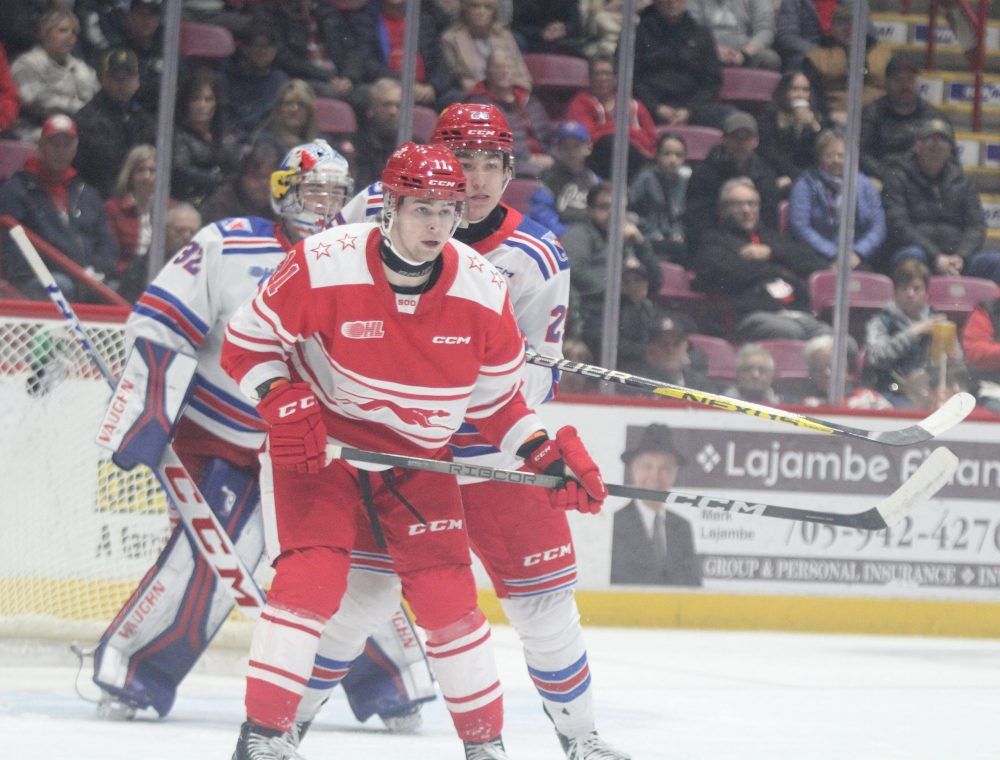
(88, 140), (435, 731)
(307, 104), (630, 760)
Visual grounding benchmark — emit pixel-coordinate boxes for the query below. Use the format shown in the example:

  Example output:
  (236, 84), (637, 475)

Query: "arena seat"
(314, 97), (358, 136)
(719, 67), (781, 109)
(687, 333), (737, 382)
(655, 125), (722, 162)
(927, 275), (999, 325)
(523, 53), (589, 118)
(0, 139), (35, 182)
(809, 269), (893, 340)
(179, 22), (235, 59)
(411, 105), (438, 143)
(756, 338), (810, 396)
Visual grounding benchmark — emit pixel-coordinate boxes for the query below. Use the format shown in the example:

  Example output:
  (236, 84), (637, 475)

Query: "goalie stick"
(325, 443), (957, 531)
(526, 350), (976, 447)
(11, 225), (264, 615)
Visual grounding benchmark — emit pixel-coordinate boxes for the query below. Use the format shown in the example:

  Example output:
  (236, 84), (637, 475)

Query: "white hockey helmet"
(270, 139), (353, 238)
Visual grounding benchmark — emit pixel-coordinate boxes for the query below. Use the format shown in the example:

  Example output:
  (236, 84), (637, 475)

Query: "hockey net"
(0, 301), (263, 653)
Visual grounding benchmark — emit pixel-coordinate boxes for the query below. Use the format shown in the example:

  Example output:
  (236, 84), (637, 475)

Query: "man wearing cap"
(73, 47), (156, 197)
(611, 424), (702, 586)
(860, 53), (949, 187)
(882, 118), (1000, 282)
(684, 110), (780, 248)
(529, 120), (600, 237)
(0, 114), (118, 300)
(626, 313), (718, 392)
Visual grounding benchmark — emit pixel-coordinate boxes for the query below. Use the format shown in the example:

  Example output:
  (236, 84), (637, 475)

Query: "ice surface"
(2, 625), (998, 759)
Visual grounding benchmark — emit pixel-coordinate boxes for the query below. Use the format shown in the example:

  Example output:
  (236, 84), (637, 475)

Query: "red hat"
(41, 114), (78, 139)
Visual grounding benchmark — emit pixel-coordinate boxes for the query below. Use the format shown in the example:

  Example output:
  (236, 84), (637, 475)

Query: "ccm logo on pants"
(524, 543), (573, 566)
(432, 336), (471, 344)
(409, 519), (464, 536)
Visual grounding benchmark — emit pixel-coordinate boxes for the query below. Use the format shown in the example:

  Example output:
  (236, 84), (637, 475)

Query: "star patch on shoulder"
(337, 232), (358, 251)
(311, 241), (332, 259)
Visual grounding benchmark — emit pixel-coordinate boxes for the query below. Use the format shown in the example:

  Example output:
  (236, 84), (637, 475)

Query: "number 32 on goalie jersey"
(546, 305), (566, 343)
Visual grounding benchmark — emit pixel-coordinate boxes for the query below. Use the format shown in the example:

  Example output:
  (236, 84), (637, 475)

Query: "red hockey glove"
(522, 426), (607, 514)
(256, 382), (327, 474)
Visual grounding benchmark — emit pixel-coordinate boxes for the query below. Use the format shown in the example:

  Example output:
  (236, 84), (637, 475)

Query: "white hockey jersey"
(222, 223), (545, 461)
(128, 217), (294, 451)
(337, 183), (570, 470)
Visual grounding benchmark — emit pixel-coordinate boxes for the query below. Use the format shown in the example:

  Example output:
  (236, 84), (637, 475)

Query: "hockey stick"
(11, 225), (264, 615)
(326, 443), (957, 530)
(526, 350), (976, 446)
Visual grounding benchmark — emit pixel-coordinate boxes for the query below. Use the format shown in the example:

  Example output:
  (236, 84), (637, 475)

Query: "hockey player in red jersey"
(88, 140), (435, 732)
(314, 105), (632, 759)
(221, 143), (608, 760)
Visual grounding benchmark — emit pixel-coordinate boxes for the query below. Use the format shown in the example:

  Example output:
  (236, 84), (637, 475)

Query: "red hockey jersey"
(222, 223), (544, 460)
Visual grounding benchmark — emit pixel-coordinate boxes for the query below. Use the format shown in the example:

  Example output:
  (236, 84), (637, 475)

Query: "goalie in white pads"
(89, 140), (435, 729)
(303, 104), (629, 760)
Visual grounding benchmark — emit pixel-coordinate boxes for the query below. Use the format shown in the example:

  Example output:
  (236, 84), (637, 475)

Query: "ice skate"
(464, 736), (511, 759)
(381, 704), (423, 733)
(232, 720), (308, 760)
(95, 690), (136, 721)
(559, 730), (631, 760)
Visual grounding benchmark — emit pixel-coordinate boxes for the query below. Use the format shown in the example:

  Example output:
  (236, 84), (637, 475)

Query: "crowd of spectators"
(0, 0), (997, 415)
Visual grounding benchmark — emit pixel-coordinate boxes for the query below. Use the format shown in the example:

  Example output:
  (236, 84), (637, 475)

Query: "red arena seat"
(927, 275), (999, 325)
(523, 53), (589, 118)
(502, 177), (541, 214)
(314, 97), (358, 136)
(809, 269), (893, 341)
(719, 67), (781, 109)
(0, 139), (35, 182)
(687, 333), (737, 382)
(179, 22), (235, 59)
(411, 105), (439, 143)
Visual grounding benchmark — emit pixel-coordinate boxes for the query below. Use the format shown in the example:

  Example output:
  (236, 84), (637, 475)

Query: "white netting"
(0, 304), (174, 641)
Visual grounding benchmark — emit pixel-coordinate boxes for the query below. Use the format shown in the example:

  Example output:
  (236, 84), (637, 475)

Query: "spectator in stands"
(611, 422), (702, 587)
(757, 70), (825, 191)
(581, 0), (651, 58)
(351, 77), (402, 189)
(73, 49), (156, 199)
(774, 0), (848, 71)
(83, 0), (166, 115)
(803, 5), (890, 127)
(693, 177), (830, 341)
(529, 120), (599, 237)
(961, 297), (1000, 415)
(563, 181), (663, 354)
(350, 0), (463, 110)
(617, 262), (662, 375)
(253, 79), (319, 157)
(687, 0), (781, 70)
(882, 118), (1000, 282)
(724, 343), (781, 403)
(0, 114), (118, 301)
(441, 0), (531, 97)
(566, 53), (658, 180)
(685, 111), (781, 245)
(0, 43), (19, 135)
(467, 48), (554, 177)
(103, 144), (158, 285)
(864, 260), (960, 408)
(268, 0), (355, 100)
(10, 8), (99, 140)
(789, 128), (885, 270)
(634, 314), (718, 393)
(220, 24), (288, 140)
(628, 132), (690, 264)
(200, 140), (281, 223)
(794, 333), (892, 409)
(164, 202), (202, 257)
(860, 54), (948, 188)
(633, 0), (732, 131)
(511, 0), (587, 57)
(171, 68), (239, 205)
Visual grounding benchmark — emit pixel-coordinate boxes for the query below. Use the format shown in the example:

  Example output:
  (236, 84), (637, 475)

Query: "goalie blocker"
(92, 341), (435, 722)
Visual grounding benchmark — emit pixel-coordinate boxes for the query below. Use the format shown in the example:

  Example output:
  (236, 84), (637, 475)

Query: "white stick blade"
(876, 446), (958, 526)
(916, 392), (977, 437)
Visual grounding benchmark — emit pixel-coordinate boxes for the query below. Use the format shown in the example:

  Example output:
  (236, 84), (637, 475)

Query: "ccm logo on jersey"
(342, 320), (385, 339)
(524, 543), (573, 566)
(433, 336), (471, 344)
(278, 395), (316, 418)
(408, 518), (464, 536)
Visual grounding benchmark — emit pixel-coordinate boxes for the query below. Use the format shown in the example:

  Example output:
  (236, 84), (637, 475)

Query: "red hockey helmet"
(430, 104), (514, 156)
(380, 142), (467, 201)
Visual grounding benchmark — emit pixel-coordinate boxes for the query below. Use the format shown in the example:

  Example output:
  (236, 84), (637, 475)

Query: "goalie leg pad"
(296, 567), (436, 725)
(92, 457), (263, 716)
(500, 588), (596, 740)
(95, 337), (197, 471)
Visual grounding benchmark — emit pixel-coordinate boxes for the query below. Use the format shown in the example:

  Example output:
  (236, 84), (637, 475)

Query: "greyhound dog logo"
(336, 391), (451, 429)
